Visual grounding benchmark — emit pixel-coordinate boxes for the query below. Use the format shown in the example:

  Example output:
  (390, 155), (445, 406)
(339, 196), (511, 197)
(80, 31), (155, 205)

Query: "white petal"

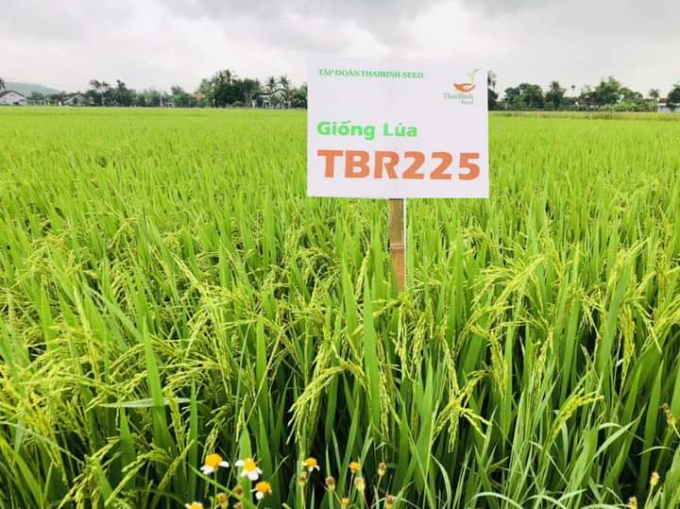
(220, 461), (230, 468)
(257, 468), (263, 474)
(248, 471), (260, 481)
(200, 466), (214, 475)
(314, 466), (320, 471)
(235, 460), (243, 467)
(256, 492), (264, 500)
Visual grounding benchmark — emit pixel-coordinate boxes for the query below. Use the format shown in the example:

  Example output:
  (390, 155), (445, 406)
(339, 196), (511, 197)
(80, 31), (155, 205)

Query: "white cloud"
(0, 0), (677, 95)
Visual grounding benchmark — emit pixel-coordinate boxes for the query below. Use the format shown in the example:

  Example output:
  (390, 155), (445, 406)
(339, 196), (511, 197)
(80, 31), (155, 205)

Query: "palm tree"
(89, 79), (106, 105)
(487, 71), (497, 91)
(0, 77), (5, 91)
(101, 82), (110, 105)
(222, 69), (235, 84)
(266, 76), (278, 94)
(213, 69), (236, 87)
(278, 76), (291, 108)
(278, 75), (290, 90)
(265, 76), (278, 108)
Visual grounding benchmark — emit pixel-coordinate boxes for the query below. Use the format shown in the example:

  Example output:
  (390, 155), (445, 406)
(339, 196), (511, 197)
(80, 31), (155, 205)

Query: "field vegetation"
(1, 108), (680, 508)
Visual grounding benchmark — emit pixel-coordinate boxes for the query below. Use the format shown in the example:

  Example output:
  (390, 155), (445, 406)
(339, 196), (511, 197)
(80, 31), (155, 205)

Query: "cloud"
(0, 0), (132, 42)
(0, 0), (678, 95)
(161, 0), (440, 32)
(158, 0), (449, 55)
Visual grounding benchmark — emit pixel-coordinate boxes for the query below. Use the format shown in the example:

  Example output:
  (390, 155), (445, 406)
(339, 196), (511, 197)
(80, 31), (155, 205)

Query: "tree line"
(487, 72), (680, 112)
(2, 70), (679, 111)
(0, 71), (307, 109)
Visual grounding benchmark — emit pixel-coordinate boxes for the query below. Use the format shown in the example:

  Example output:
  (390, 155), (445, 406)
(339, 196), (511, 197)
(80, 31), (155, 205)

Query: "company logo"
(445, 69), (480, 105)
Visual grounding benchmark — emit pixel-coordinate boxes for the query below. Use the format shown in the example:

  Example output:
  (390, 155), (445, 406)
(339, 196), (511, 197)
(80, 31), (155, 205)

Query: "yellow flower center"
(349, 461), (361, 473)
(205, 454), (223, 468)
(255, 481), (272, 494)
(305, 457), (318, 468)
(188, 503), (204, 509)
(242, 458), (258, 472)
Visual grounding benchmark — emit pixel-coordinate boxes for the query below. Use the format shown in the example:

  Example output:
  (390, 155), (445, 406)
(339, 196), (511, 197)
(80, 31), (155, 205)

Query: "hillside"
(4, 82), (62, 96)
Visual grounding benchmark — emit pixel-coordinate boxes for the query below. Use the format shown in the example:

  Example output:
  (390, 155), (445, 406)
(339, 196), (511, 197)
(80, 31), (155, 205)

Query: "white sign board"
(307, 57), (489, 199)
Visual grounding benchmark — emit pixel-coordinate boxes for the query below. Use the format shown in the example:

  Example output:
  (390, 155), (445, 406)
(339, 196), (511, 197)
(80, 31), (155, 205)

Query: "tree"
(88, 79), (111, 106)
(101, 82), (112, 105)
(241, 79), (260, 107)
(620, 87), (643, 103)
(504, 83), (544, 110)
(577, 86), (595, 109)
(290, 83), (307, 109)
(196, 78), (214, 106)
(221, 69), (236, 84)
(592, 76), (622, 106)
(171, 85), (193, 108)
(545, 81), (566, 110)
(278, 75), (290, 90)
(210, 69), (241, 107)
(89, 80), (101, 104)
(278, 75), (291, 108)
(487, 71), (499, 110)
(47, 93), (63, 106)
(114, 80), (134, 106)
(487, 70), (497, 92)
(197, 78), (213, 95)
(29, 92), (45, 105)
(0, 77), (5, 91)
(144, 89), (162, 107)
(668, 83), (680, 108)
(262, 76), (278, 108)
(648, 89), (661, 100)
(606, 86), (655, 112)
(488, 88), (499, 110)
(134, 92), (148, 107)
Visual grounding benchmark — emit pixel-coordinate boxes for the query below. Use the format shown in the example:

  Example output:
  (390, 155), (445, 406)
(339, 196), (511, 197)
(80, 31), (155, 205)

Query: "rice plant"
(1, 107), (679, 508)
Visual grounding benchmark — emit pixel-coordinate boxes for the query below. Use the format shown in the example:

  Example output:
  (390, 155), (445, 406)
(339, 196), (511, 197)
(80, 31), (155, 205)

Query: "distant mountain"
(4, 82), (62, 96)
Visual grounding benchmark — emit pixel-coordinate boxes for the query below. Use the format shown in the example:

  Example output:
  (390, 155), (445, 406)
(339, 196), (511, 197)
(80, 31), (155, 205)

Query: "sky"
(1, 0), (678, 96)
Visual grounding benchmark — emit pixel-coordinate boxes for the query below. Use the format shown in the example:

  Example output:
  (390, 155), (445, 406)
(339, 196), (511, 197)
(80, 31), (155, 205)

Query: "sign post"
(389, 199), (406, 291)
(307, 58), (489, 292)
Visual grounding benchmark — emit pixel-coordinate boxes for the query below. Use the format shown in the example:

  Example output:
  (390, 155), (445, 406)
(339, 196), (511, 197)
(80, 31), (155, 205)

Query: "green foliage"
(668, 84), (680, 107)
(504, 83), (545, 110)
(0, 108), (679, 509)
(544, 81), (565, 110)
(290, 84), (308, 109)
(592, 76), (624, 106)
(170, 86), (195, 108)
(487, 88), (499, 110)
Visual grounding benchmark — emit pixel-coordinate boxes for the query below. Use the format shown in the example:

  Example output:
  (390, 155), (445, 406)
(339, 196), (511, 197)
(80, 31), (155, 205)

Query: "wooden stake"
(389, 199), (406, 291)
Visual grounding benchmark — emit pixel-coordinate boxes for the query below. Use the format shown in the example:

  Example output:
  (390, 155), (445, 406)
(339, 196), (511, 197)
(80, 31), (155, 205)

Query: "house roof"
(0, 90), (27, 99)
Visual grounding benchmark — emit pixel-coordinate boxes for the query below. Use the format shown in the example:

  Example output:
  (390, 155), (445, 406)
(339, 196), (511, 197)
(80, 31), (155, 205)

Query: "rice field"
(1, 107), (680, 509)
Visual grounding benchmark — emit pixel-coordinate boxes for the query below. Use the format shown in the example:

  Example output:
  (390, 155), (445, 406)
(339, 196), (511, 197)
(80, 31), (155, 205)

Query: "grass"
(493, 110), (680, 121)
(0, 107), (679, 508)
